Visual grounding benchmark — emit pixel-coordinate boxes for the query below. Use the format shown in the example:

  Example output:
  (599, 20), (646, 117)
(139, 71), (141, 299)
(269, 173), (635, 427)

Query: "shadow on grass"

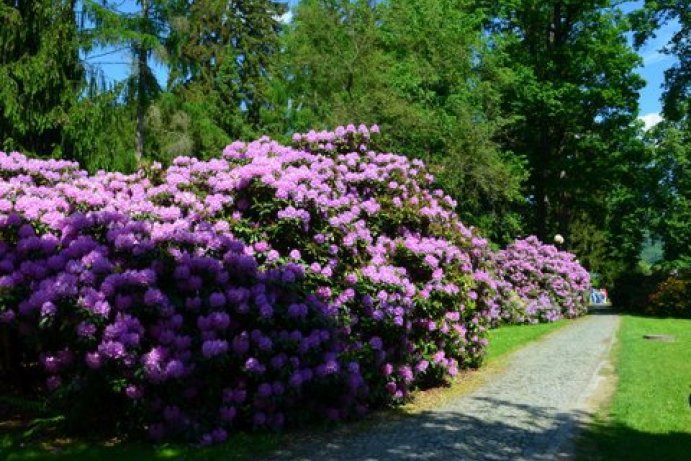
(0, 394), (279, 461)
(577, 420), (691, 461)
(0, 428), (281, 461)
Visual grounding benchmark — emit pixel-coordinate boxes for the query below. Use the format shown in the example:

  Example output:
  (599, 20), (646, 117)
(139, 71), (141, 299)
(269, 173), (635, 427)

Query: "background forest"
(0, 0), (688, 291)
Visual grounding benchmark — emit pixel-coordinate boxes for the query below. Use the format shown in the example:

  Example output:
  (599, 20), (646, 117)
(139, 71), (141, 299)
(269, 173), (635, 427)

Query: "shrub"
(0, 125), (496, 442)
(646, 269), (690, 318)
(492, 236), (590, 324)
(610, 270), (663, 313)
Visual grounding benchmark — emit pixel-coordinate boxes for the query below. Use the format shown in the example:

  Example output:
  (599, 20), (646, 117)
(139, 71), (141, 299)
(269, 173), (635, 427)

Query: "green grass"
(485, 319), (570, 363)
(0, 318), (575, 461)
(578, 315), (691, 461)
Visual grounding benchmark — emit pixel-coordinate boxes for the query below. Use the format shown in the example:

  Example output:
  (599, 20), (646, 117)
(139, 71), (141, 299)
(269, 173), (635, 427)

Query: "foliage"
(484, 0), (645, 250)
(630, 0), (690, 121)
(81, 0), (167, 163)
(645, 121), (690, 265)
(0, 0), (83, 155)
(492, 236), (591, 324)
(275, 0), (385, 132)
(609, 264), (690, 318)
(165, 0), (286, 132)
(646, 269), (690, 318)
(0, 126), (506, 442)
(275, 0), (527, 243)
(1, 0), (684, 295)
(609, 269), (662, 313)
(143, 91), (232, 164)
(62, 88), (138, 173)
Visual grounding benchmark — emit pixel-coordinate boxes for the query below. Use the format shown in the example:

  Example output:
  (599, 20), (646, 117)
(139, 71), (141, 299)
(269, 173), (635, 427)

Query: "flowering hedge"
(0, 125), (501, 442)
(492, 236), (590, 324)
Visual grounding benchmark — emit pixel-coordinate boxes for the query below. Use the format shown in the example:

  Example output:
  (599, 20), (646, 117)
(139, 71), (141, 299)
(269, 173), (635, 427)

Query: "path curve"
(265, 311), (620, 461)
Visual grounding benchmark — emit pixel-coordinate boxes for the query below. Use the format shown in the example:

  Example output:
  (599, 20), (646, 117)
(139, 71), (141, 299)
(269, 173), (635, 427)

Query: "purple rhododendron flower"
(0, 126), (589, 444)
(202, 340), (229, 359)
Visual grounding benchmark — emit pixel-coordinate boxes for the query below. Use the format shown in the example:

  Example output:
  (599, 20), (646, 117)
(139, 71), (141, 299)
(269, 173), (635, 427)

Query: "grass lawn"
(485, 319), (570, 363)
(578, 315), (691, 461)
(0, 318), (574, 461)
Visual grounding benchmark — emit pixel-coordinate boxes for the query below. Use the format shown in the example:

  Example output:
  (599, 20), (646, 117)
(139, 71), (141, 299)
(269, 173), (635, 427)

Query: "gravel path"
(265, 311), (620, 461)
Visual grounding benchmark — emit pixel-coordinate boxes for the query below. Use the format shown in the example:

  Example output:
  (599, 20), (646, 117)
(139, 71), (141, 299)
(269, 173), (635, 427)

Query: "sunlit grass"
(485, 319), (570, 363)
(578, 315), (691, 461)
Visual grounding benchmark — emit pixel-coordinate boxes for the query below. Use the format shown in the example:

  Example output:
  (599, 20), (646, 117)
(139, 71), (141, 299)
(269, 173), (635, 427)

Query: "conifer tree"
(0, 0), (83, 155)
(166, 0), (287, 136)
(82, 0), (167, 163)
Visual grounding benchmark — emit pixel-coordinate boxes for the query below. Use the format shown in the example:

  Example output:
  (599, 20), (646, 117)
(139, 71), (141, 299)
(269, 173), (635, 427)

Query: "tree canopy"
(0, 0), (687, 281)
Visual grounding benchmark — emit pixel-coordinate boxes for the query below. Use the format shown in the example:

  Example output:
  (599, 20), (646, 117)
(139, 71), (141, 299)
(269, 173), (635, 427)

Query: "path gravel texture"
(265, 311), (620, 461)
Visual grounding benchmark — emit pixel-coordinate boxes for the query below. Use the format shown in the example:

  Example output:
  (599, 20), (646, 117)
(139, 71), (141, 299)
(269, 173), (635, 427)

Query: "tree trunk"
(135, 0), (150, 165)
(536, 126), (550, 242)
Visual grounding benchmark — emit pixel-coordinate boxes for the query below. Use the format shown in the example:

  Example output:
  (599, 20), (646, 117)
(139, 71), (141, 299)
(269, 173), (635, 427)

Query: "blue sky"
(619, 0), (679, 127)
(83, 0), (677, 127)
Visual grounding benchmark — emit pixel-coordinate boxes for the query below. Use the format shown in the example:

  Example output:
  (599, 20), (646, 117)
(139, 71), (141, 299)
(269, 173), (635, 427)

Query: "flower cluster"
(492, 236), (591, 324)
(0, 125), (495, 442)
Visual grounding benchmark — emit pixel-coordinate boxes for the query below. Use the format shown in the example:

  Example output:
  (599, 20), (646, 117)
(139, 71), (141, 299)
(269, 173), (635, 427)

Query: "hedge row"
(0, 126), (589, 443)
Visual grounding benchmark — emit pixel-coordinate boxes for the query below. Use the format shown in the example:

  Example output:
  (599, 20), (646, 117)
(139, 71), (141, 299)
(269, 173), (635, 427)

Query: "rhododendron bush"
(0, 125), (502, 442)
(492, 236), (590, 324)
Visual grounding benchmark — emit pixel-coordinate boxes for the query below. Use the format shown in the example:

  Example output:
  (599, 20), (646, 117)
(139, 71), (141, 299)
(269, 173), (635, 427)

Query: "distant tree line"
(0, 0), (688, 283)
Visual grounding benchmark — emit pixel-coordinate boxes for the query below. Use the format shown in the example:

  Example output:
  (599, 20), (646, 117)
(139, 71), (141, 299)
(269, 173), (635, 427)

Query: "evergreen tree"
(63, 85), (138, 172)
(165, 0), (287, 138)
(0, 0), (83, 155)
(82, 0), (167, 163)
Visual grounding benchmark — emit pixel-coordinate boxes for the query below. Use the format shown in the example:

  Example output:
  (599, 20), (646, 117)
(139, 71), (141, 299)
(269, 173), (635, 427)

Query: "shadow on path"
(269, 395), (691, 461)
(267, 398), (590, 461)
(268, 313), (624, 461)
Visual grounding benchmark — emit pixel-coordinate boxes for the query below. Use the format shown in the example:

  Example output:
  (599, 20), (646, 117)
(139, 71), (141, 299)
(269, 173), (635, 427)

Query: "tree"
(82, 0), (167, 163)
(647, 118), (690, 265)
(631, 0), (690, 121)
(276, 0), (384, 130)
(630, 2), (689, 266)
(381, 0), (527, 243)
(484, 0), (645, 247)
(62, 85), (138, 172)
(0, 0), (83, 155)
(165, 0), (287, 138)
(276, 0), (527, 242)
